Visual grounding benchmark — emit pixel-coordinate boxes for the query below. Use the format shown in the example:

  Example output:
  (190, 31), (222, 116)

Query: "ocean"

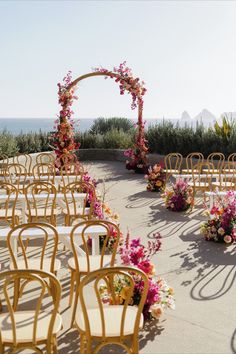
(0, 117), (210, 135)
(0, 118), (165, 135)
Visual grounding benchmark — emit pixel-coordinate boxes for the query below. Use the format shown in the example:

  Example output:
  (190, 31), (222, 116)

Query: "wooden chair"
(4, 163), (28, 193)
(181, 152), (204, 174)
(164, 153), (182, 181)
(206, 152), (225, 173)
(0, 182), (21, 227)
(0, 154), (9, 177)
(7, 222), (60, 273)
(227, 152), (236, 163)
(189, 162), (213, 201)
(32, 162), (56, 184)
(73, 266), (148, 354)
(62, 181), (95, 226)
(25, 181), (60, 226)
(69, 220), (121, 324)
(36, 152), (55, 165)
(14, 153), (33, 175)
(212, 162), (235, 191)
(59, 162), (85, 192)
(0, 269), (62, 353)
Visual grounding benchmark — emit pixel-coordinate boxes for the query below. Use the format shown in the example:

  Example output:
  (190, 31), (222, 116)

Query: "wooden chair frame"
(0, 269), (61, 354)
(74, 266), (148, 354)
(164, 153), (183, 182)
(14, 153), (33, 176)
(36, 152), (55, 165)
(70, 220), (121, 325)
(25, 181), (58, 226)
(206, 152), (225, 173)
(182, 152), (204, 174)
(32, 163), (56, 184)
(4, 163), (28, 193)
(0, 182), (20, 227)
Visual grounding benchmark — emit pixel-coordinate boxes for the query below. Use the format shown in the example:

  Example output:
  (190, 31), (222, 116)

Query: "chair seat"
(181, 169), (198, 174)
(68, 255), (111, 272)
(0, 311), (62, 343)
(164, 169), (179, 174)
(25, 208), (61, 216)
(0, 209), (21, 217)
(76, 305), (143, 337)
(202, 169), (220, 173)
(10, 258), (61, 272)
(189, 182), (210, 187)
(212, 181), (234, 187)
(62, 207), (91, 216)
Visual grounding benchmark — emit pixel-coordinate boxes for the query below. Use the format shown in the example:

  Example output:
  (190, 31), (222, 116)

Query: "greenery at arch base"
(50, 62), (148, 172)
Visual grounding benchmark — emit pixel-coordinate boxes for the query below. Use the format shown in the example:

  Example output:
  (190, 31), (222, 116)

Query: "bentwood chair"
(181, 152), (204, 174)
(59, 162), (85, 192)
(7, 222), (61, 309)
(228, 153), (236, 164)
(69, 220), (121, 325)
(62, 181), (96, 226)
(14, 153), (33, 175)
(32, 163), (56, 184)
(74, 266), (148, 354)
(0, 154), (9, 177)
(25, 181), (60, 226)
(0, 269), (62, 353)
(36, 152), (55, 165)
(189, 162), (213, 202)
(4, 163), (28, 193)
(0, 182), (21, 227)
(164, 153), (183, 182)
(211, 162), (236, 191)
(206, 152), (225, 173)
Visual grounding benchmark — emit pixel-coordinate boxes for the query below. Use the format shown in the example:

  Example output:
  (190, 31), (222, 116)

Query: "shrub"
(103, 129), (134, 149)
(0, 131), (18, 156)
(90, 117), (134, 134)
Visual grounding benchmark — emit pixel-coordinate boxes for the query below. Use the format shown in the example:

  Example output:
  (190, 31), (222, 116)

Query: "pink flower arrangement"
(145, 163), (166, 192)
(94, 62), (148, 173)
(163, 178), (193, 212)
(117, 231), (175, 321)
(201, 191), (236, 243)
(50, 71), (80, 169)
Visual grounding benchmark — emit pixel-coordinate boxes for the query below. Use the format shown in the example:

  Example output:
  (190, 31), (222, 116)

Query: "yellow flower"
(120, 286), (131, 300)
(156, 180), (162, 187)
(112, 213), (119, 220)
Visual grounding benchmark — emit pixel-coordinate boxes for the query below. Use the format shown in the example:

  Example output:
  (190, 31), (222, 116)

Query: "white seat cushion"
(0, 209), (21, 217)
(76, 305), (143, 337)
(68, 255), (111, 272)
(25, 208), (61, 216)
(10, 258), (61, 272)
(212, 181), (234, 187)
(62, 207), (91, 216)
(0, 311), (62, 343)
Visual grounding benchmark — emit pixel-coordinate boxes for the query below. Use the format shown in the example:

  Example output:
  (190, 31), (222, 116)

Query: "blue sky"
(1, 1), (236, 119)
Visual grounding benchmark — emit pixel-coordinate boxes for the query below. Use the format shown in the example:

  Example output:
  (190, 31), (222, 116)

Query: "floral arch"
(51, 62), (148, 172)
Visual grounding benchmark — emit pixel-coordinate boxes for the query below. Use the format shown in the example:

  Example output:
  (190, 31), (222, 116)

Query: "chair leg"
(70, 275), (80, 328)
(53, 336), (58, 354)
(69, 269), (76, 307)
(80, 334), (85, 354)
(13, 278), (20, 311)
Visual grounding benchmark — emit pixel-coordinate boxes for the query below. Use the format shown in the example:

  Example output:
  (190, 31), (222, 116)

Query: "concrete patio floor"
(1, 160), (236, 353)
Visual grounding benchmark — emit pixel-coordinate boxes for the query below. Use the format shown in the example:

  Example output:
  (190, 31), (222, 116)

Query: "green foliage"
(0, 131), (18, 156)
(145, 120), (236, 157)
(214, 114), (233, 141)
(103, 129), (134, 149)
(90, 117), (134, 134)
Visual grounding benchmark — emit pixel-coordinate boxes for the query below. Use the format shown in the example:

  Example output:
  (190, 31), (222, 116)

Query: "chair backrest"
(14, 154), (32, 175)
(220, 162), (236, 185)
(25, 181), (57, 222)
(0, 269), (61, 349)
(0, 154), (9, 177)
(185, 152), (204, 171)
(60, 162), (85, 189)
(36, 152), (55, 165)
(7, 222), (59, 272)
(63, 181), (96, 219)
(4, 163), (28, 192)
(77, 266), (148, 346)
(0, 182), (19, 227)
(70, 220), (121, 273)
(207, 152), (225, 171)
(32, 163), (56, 183)
(227, 153), (236, 164)
(192, 162), (214, 187)
(164, 153), (182, 172)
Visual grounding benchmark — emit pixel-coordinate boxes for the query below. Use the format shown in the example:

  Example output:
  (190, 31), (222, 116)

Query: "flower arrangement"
(99, 231), (175, 321)
(50, 71), (80, 169)
(163, 178), (193, 212)
(201, 191), (236, 243)
(94, 62), (148, 173)
(144, 163), (166, 192)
